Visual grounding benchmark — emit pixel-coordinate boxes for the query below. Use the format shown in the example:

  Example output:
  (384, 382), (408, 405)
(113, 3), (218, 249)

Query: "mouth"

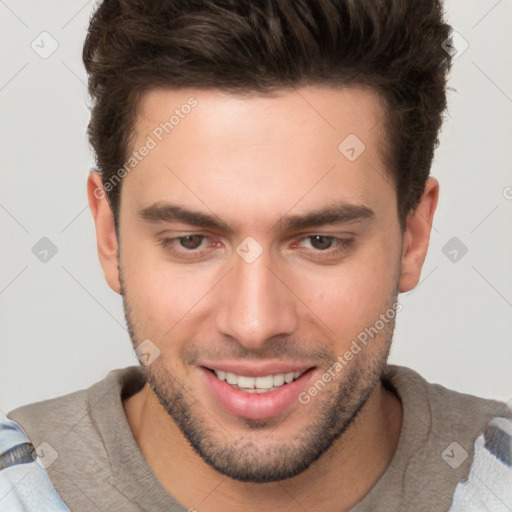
(199, 365), (317, 420)
(209, 368), (307, 393)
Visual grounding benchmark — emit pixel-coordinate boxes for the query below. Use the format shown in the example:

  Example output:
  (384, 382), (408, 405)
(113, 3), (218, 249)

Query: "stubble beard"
(120, 269), (398, 483)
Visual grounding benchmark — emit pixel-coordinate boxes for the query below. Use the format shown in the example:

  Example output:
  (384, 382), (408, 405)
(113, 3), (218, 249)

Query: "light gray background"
(1, 0), (511, 413)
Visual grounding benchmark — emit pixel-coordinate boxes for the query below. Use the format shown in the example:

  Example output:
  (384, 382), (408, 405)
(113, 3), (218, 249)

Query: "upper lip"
(199, 361), (315, 377)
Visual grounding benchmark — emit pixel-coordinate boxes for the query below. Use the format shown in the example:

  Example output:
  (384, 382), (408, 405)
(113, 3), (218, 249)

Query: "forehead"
(123, 85), (393, 227)
(135, 85), (386, 151)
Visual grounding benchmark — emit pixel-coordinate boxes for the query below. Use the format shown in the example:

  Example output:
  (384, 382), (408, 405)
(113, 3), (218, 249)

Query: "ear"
(399, 177), (439, 293)
(87, 171), (121, 294)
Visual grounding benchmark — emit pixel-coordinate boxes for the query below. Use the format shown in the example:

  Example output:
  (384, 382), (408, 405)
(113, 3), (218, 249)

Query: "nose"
(215, 246), (298, 351)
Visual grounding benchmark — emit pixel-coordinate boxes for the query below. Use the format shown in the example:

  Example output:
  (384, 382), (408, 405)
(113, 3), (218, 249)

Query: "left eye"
(159, 234), (210, 254)
(302, 235), (338, 251)
(176, 234), (206, 250)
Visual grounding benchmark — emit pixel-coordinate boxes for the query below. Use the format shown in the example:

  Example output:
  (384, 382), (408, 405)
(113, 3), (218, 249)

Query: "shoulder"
(383, 364), (511, 430)
(7, 366), (142, 453)
(1, 410), (35, 466)
(448, 416), (512, 511)
(378, 365), (511, 509)
(8, 388), (89, 445)
(6, 366), (146, 510)
(0, 411), (70, 511)
(382, 364), (511, 480)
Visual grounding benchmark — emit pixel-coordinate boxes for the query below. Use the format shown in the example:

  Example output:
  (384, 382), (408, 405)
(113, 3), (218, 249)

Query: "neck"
(123, 379), (402, 512)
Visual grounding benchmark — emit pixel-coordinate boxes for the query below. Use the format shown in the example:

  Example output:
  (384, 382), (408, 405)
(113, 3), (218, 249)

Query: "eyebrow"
(277, 202), (374, 231)
(138, 201), (375, 233)
(139, 203), (234, 233)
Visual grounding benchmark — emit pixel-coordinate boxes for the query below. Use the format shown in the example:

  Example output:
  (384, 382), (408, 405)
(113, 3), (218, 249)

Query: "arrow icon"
(442, 237), (468, 263)
(32, 237), (58, 263)
(236, 236), (263, 263)
(442, 441), (468, 468)
(32, 442), (58, 468)
(338, 134), (365, 161)
(31, 31), (59, 60)
(134, 339), (161, 365)
(441, 32), (468, 59)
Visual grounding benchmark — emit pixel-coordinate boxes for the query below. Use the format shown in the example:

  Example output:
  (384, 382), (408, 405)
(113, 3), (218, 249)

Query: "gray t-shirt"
(7, 365), (511, 511)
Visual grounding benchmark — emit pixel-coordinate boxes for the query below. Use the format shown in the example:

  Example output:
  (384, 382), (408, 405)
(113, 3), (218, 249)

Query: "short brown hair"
(83, 0), (453, 230)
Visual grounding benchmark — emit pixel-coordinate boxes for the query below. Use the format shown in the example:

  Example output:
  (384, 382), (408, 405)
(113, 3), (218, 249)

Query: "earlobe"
(399, 178), (439, 293)
(87, 171), (122, 294)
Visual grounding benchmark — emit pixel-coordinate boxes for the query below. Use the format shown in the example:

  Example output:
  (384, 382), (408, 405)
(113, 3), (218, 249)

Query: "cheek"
(291, 239), (400, 342)
(121, 243), (221, 335)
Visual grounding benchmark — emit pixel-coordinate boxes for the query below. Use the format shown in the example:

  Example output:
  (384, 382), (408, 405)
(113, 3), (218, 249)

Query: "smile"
(213, 369), (306, 393)
(201, 366), (316, 420)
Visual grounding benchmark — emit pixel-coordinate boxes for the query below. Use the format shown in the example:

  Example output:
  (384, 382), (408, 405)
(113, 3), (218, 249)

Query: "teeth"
(213, 369), (306, 391)
(237, 375), (255, 389)
(226, 372), (238, 385)
(273, 374), (285, 386)
(255, 375), (274, 389)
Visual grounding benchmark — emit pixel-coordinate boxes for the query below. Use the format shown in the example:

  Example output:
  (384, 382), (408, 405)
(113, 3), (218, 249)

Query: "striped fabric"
(0, 411), (69, 511)
(449, 415), (512, 511)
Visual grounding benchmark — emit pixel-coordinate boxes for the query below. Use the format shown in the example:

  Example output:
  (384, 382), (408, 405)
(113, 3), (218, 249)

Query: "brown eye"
(178, 235), (204, 249)
(308, 235), (334, 250)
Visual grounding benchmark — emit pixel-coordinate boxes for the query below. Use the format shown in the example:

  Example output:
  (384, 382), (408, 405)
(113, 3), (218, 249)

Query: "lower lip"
(200, 367), (316, 420)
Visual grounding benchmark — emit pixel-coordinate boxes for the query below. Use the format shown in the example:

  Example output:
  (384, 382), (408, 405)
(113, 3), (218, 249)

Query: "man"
(6, 0), (512, 511)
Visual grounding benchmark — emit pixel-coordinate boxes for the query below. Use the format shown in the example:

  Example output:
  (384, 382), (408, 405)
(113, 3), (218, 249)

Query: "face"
(113, 86), (405, 482)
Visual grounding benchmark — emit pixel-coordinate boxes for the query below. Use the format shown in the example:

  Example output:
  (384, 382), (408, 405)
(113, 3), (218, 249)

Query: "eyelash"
(158, 234), (354, 261)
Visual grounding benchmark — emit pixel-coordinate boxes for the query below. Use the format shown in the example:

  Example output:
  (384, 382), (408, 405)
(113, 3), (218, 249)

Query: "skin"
(87, 85), (438, 511)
